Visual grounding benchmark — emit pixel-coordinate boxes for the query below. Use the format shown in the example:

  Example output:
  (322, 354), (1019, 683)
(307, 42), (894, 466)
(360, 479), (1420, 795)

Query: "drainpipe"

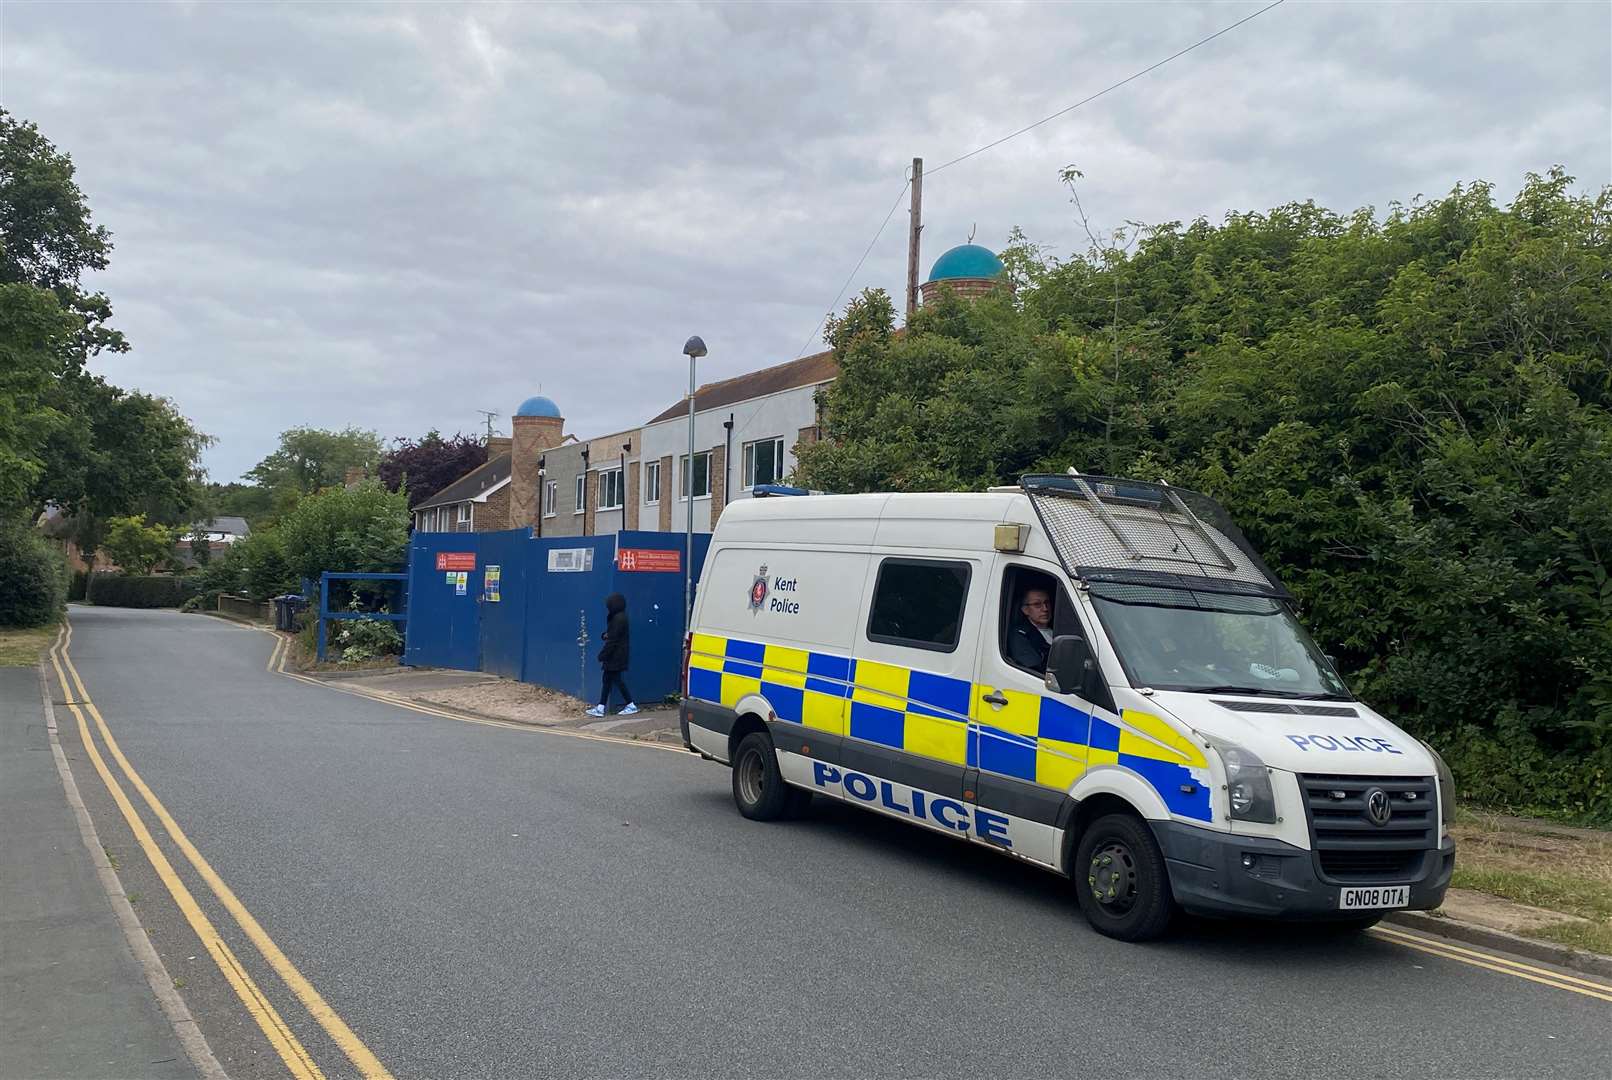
(621, 440), (630, 533)
(723, 413), (734, 506)
(536, 457), (545, 538)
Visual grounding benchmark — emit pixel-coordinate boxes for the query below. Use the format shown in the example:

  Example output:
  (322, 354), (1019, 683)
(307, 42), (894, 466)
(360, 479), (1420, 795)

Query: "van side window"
(1000, 566), (1062, 676)
(866, 559), (971, 653)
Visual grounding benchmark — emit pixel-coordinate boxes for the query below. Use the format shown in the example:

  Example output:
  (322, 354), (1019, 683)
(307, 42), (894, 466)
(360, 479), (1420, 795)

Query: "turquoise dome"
(515, 395), (562, 418)
(927, 243), (1004, 283)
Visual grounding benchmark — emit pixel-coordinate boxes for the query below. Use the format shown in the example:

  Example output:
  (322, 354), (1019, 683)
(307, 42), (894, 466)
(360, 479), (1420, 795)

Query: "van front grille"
(1299, 773), (1436, 883)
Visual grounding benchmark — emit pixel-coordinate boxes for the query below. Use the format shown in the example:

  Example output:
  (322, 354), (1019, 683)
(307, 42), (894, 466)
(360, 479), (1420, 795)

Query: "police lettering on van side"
(811, 762), (1013, 847)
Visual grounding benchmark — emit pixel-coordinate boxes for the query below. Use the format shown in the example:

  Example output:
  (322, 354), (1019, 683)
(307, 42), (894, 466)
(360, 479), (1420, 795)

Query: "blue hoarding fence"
(403, 529), (711, 702)
(316, 571), (409, 662)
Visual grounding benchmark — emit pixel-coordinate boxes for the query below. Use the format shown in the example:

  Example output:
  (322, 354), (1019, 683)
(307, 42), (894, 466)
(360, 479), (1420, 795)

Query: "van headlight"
(1206, 737), (1277, 824)
(1419, 740), (1456, 835)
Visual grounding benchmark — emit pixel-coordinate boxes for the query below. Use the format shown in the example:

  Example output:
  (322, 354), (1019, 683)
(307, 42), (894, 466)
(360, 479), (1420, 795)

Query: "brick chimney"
(343, 466), (366, 489)
(486, 436), (512, 458)
(511, 414), (565, 529)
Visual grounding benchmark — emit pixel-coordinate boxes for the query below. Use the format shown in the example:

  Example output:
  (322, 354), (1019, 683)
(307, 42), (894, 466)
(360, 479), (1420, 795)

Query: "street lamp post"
(682, 335), (707, 638)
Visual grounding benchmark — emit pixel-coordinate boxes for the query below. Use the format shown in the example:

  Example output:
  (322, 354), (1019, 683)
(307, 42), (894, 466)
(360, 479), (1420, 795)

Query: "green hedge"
(86, 573), (199, 609)
(0, 518), (67, 627)
(67, 569), (89, 602)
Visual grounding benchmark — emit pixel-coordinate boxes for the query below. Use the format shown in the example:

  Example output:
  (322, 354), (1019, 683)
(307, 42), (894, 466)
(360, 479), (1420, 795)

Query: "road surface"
(41, 607), (1611, 1078)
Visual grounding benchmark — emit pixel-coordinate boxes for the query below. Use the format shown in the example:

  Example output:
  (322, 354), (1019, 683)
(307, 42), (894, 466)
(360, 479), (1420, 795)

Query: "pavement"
(20, 607), (1612, 1078)
(0, 664), (197, 1080)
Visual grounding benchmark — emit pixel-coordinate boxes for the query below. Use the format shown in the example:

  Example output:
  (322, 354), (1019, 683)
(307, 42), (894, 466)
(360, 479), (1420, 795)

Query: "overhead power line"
(929, 0), (1288, 176)
(791, 0), (1286, 359)
(794, 177), (910, 359)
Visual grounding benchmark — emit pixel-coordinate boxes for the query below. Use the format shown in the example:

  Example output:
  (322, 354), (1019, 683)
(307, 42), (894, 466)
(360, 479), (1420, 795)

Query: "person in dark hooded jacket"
(586, 593), (637, 716)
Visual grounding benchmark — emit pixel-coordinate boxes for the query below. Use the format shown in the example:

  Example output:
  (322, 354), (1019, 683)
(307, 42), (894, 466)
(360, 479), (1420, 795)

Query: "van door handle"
(982, 690), (1008, 708)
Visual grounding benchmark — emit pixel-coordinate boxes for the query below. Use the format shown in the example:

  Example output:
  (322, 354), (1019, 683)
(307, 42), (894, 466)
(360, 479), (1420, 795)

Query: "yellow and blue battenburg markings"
(688, 634), (1212, 822)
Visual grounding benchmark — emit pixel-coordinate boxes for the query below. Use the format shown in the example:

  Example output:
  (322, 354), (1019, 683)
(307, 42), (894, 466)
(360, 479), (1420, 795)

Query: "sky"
(4, 0), (1609, 483)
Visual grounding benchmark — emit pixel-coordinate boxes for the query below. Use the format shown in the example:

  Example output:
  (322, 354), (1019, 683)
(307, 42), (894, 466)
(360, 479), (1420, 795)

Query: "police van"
(679, 474), (1455, 941)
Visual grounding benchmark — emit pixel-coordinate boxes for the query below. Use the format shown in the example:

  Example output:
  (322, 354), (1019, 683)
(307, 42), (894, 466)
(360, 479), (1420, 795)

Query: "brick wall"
(477, 485), (512, 531)
(583, 472), (598, 536)
(625, 462), (640, 530)
(710, 444), (727, 519)
(658, 455), (673, 531)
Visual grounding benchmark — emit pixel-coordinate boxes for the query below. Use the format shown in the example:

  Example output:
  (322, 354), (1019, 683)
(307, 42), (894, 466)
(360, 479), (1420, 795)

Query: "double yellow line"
(1370, 924), (1612, 1002)
(49, 622), (394, 1080)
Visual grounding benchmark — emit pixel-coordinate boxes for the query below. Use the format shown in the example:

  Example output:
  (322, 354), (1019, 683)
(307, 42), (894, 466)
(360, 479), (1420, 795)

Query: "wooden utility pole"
(905, 157), (924, 320)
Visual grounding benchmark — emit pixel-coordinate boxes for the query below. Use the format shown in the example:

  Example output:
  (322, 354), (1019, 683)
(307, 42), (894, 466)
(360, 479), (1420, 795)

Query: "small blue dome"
(515, 395), (562, 418)
(927, 243), (1004, 283)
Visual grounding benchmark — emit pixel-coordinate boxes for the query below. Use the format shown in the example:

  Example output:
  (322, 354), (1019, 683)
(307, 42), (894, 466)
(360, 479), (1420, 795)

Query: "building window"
(598, 467), (624, 511)
(644, 461), (660, 505)
(743, 437), (786, 490)
(866, 558), (972, 653)
(574, 473), (585, 514)
(456, 503), (471, 526)
(543, 480), (557, 517)
(681, 451), (711, 499)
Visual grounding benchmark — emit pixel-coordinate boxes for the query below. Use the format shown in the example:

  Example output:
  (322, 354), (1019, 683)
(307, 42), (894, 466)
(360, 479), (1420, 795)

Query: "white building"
(638, 350), (836, 534)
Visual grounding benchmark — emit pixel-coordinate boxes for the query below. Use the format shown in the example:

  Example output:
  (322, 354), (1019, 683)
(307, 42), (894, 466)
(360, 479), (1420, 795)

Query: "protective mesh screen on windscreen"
(1019, 474), (1290, 599)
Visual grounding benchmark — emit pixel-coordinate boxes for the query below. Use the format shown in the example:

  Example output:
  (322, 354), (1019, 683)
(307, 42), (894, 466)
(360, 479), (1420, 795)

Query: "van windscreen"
(1089, 583), (1350, 699)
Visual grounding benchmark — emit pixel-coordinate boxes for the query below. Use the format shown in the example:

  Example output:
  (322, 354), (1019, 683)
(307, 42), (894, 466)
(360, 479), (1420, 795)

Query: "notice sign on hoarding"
(454, 571), (468, 595)
(484, 565), (501, 602)
(616, 548), (681, 573)
(547, 548), (594, 573)
(436, 551), (476, 572)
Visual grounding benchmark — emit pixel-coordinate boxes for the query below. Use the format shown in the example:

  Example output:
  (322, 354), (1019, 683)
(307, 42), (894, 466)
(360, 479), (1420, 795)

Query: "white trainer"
(584, 705), (606, 717)
(618, 703), (640, 716)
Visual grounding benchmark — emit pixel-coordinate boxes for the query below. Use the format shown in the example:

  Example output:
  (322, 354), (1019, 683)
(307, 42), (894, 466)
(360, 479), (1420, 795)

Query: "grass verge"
(0, 621), (59, 667)
(1449, 808), (1612, 954)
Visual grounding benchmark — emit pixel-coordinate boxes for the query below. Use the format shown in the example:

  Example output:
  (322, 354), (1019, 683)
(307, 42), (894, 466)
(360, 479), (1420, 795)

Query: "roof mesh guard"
(1020, 473), (1289, 599)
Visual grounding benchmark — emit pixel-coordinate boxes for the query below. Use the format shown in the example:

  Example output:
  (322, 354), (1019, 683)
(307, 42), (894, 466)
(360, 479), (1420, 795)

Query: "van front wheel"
(1074, 812), (1176, 942)
(731, 732), (807, 821)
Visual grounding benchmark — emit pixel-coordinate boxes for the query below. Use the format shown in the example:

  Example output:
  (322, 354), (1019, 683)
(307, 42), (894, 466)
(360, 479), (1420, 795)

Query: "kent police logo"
(748, 565), (769, 612)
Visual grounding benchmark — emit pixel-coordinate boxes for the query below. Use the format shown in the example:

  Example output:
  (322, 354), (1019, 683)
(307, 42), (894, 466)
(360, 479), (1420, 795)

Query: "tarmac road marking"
(56, 620), (397, 1080)
(1371, 926), (1612, 1002)
(48, 628), (326, 1080)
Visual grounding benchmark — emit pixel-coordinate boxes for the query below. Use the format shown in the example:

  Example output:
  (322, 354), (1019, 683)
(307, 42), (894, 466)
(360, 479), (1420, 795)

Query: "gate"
(476, 529), (531, 679)
(522, 536), (617, 700)
(404, 533), (483, 671)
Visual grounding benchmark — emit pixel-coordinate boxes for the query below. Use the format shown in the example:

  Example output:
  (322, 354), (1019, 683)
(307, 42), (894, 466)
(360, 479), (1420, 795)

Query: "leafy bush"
(333, 616), (402, 662)
(87, 573), (198, 609)
(234, 531), (295, 602)
(67, 568), (89, 602)
(0, 517), (67, 627)
(799, 170), (1612, 823)
(276, 480), (408, 583)
(102, 515), (177, 574)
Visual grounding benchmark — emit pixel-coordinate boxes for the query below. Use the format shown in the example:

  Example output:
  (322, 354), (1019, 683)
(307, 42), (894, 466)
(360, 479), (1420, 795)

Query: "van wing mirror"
(1045, 635), (1095, 696)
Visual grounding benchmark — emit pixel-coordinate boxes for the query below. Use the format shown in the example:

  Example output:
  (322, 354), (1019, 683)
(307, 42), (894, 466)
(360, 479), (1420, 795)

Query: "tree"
(0, 283), (79, 511)
(799, 169), (1612, 821)
(378, 431), (488, 510)
(0, 108), (127, 361)
(101, 515), (176, 575)
(275, 480), (409, 584)
(0, 110), (207, 524)
(246, 427), (384, 496)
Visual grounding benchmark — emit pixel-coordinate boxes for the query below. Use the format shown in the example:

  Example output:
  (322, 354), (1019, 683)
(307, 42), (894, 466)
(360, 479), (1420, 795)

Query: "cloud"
(3, 0), (1606, 481)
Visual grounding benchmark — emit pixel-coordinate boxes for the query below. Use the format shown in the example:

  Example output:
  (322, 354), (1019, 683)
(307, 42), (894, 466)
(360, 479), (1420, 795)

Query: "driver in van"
(1007, 585), (1054, 674)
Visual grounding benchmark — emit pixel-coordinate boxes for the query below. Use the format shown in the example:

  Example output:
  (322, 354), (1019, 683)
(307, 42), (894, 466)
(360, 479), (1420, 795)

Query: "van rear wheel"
(731, 732), (808, 820)
(1074, 812), (1176, 942)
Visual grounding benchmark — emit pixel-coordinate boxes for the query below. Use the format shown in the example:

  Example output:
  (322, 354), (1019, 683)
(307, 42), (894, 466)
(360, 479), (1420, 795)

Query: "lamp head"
(683, 335), (707, 359)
